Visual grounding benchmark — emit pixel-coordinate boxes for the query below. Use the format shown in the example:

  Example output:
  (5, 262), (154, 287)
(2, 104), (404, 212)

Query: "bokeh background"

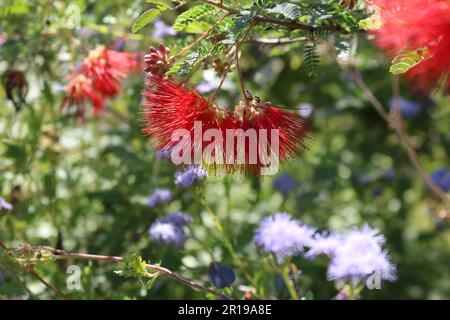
(1, 0), (450, 299)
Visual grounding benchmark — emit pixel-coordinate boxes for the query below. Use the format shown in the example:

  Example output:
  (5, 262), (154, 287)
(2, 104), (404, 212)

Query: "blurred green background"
(1, 0), (450, 300)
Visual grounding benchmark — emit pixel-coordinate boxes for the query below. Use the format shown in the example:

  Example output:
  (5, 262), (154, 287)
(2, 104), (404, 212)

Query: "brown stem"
(27, 246), (231, 300)
(168, 14), (229, 63)
(199, 0), (349, 33)
(246, 36), (308, 44)
(235, 44), (250, 104)
(350, 69), (450, 213)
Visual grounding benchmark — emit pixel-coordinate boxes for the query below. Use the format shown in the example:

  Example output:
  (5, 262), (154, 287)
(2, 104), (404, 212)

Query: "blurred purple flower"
(327, 225), (396, 283)
(381, 169), (396, 181)
(196, 80), (217, 94)
(430, 168), (450, 192)
(389, 97), (421, 118)
(0, 197), (13, 211)
(152, 20), (176, 40)
(155, 146), (171, 160)
(175, 165), (208, 188)
(254, 213), (315, 262)
(306, 232), (342, 259)
(273, 172), (297, 195)
(160, 211), (193, 226)
(149, 220), (187, 248)
(297, 103), (314, 117)
(148, 188), (173, 207)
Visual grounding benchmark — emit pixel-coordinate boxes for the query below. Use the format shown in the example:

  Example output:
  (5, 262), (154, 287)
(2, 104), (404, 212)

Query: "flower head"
(152, 20), (176, 40)
(254, 213), (315, 261)
(369, 0), (450, 93)
(273, 172), (297, 195)
(149, 212), (192, 248)
(159, 211), (193, 226)
(0, 197), (13, 211)
(389, 97), (421, 118)
(175, 165), (208, 188)
(62, 45), (141, 120)
(306, 232), (343, 259)
(430, 168), (450, 192)
(327, 224), (396, 283)
(148, 188), (173, 207)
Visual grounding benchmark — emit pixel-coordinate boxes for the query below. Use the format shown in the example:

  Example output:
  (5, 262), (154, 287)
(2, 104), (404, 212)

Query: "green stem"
(281, 261), (299, 300)
(196, 192), (253, 283)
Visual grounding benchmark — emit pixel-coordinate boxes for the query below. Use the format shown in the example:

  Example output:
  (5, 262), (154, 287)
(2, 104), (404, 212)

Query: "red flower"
(142, 75), (311, 174)
(369, 0), (450, 93)
(62, 45), (142, 121)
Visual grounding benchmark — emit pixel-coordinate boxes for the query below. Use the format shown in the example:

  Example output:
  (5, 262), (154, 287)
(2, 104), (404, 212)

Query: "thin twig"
(235, 44), (250, 104)
(350, 68), (450, 213)
(199, 0), (349, 33)
(168, 14), (229, 63)
(16, 245), (231, 300)
(246, 36), (308, 45)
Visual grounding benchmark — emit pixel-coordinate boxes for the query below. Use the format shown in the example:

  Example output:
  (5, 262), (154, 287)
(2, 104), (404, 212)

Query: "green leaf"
(359, 14), (382, 30)
(267, 3), (301, 20)
(304, 42), (319, 77)
(146, 0), (173, 8)
(132, 8), (161, 33)
(390, 48), (428, 75)
(173, 4), (216, 31)
(114, 254), (149, 278)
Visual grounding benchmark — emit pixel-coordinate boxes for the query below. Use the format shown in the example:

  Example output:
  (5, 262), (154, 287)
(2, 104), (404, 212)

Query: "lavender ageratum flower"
(152, 20), (176, 40)
(327, 225), (396, 283)
(0, 197), (13, 211)
(306, 232), (343, 259)
(254, 213), (315, 261)
(148, 212), (192, 248)
(389, 97), (421, 118)
(430, 168), (450, 192)
(175, 165), (208, 188)
(160, 211), (193, 226)
(273, 173), (297, 195)
(149, 221), (187, 248)
(148, 189), (173, 207)
(297, 103), (314, 117)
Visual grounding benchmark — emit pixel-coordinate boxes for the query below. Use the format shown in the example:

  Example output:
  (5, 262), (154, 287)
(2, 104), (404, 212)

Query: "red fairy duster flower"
(141, 75), (311, 175)
(62, 45), (142, 120)
(369, 0), (450, 93)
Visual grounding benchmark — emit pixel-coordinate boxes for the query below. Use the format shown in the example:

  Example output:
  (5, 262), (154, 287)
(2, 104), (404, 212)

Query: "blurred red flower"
(62, 45), (142, 121)
(369, 0), (450, 93)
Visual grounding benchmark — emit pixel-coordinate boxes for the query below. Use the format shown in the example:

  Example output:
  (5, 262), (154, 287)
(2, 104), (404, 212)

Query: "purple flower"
(155, 146), (171, 160)
(160, 211), (193, 226)
(306, 232), (342, 259)
(430, 168), (450, 192)
(254, 213), (315, 262)
(327, 225), (396, 283)
(297, 103), (314, 117)
(148, 189), (173, 207)
(0, 197), (13, 211)
(175, 165), (208, 188)
(389, 97), (421, 118)
(273, 172), (297, 195)
(148, 212), (192, 248)
(149, 221), (187, 248)
(152, 20), (176, 40)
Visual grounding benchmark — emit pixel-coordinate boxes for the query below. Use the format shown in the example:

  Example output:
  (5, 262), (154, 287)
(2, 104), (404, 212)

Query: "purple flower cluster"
(175, 165), (208, 188)
(430, 168), (450, 192)
(0, 197), (13, 211)
(254, 213), (397, 284)
(273, 173), (297, 195)
(149, 212), (192, 248)
(148, 189), (173, 208)
(315, 225), (397, 283)
(254, 213), (315, 261)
